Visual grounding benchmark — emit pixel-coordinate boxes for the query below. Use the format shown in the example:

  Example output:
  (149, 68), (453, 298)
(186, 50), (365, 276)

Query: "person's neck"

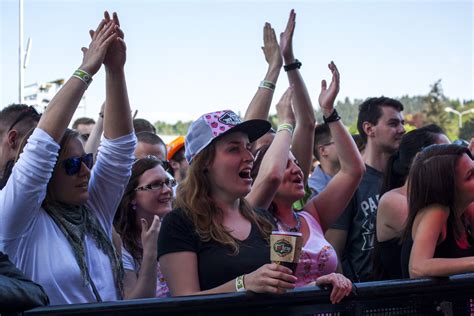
(362, 142), (392, 173)
(272, 198), (297, 225)
(319, 159), (339, 177)
(212, 194), (241, 215)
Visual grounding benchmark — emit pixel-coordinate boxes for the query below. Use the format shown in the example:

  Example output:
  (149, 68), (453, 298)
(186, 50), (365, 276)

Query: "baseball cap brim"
(214, 119), (272, 144)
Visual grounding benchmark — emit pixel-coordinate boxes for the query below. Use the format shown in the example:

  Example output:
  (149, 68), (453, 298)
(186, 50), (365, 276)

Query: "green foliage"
(152, 81), (472, 139)
(154, 120), (192, 135)
(459, 118), (474, 140)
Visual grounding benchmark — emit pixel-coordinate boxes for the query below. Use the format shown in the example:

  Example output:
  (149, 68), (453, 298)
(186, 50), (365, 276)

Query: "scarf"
(44, 203), (124, 302)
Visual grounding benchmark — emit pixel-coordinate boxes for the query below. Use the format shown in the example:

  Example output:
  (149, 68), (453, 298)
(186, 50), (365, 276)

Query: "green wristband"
(259, 80), (276, 91)
(277, 123), (294, 135)
(73, 69), (93, 87)
(235, 275), (246, 292)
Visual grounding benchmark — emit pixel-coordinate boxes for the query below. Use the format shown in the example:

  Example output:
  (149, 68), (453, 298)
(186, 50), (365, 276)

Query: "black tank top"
(401, 222), (474, 278)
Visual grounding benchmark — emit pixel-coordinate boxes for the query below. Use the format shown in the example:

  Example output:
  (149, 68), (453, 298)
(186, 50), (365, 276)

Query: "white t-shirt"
(121, 246), (170, 298)
(0, 128), (136, 305)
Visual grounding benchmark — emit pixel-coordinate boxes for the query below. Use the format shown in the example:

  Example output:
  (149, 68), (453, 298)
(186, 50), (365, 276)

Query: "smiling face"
(49, 136), (91, 205)
(275, 152), (305, 203)
(207, 132), (254, 201)
(133, 164), (173, 223)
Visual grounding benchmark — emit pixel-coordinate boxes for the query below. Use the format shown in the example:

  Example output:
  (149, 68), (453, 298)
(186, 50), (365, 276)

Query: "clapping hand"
(318, 61), (340, 117)
(262, 22), (282, 70)
(79, 18), (117, 76)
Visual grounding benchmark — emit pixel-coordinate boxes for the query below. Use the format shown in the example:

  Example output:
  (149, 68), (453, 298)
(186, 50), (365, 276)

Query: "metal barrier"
(24, 273), (474, 316)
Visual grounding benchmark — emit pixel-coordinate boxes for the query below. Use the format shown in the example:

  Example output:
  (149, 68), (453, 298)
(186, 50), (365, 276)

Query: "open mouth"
(238, 169), (252, 179)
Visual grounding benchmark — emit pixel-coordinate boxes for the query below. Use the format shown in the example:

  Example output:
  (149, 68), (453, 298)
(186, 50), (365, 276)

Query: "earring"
(131, 201), (137, 211)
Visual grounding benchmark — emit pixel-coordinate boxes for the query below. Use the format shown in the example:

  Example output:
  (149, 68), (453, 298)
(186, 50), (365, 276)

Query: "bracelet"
(323, 109), (341, 124)
(235, 275), (246, 292)
(72, 69), (93, 87)
(259, 80), (276, 91)
(284, 59), (302, 72)
(277, 123), (294, 135)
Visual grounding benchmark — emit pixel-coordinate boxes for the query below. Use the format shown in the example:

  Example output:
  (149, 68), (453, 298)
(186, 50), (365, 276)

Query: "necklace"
(275, 211), (301, 232)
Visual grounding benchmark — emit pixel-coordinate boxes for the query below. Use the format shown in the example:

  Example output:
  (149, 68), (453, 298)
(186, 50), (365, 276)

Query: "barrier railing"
(24, 273), (474, 316)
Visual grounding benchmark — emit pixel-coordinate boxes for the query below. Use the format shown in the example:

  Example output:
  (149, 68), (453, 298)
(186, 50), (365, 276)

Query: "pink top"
(294, 211), (338, 286)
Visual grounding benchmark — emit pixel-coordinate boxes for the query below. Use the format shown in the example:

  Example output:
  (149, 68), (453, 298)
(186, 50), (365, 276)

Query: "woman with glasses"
(114, 156), (175, 299)
(0, 12), (135, 305)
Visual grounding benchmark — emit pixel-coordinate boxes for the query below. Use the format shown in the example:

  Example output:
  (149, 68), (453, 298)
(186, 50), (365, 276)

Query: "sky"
(1, 0), (473, 125)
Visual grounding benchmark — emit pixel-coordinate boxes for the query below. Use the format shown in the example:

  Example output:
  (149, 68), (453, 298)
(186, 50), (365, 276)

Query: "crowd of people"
(0, 9), (473, 313)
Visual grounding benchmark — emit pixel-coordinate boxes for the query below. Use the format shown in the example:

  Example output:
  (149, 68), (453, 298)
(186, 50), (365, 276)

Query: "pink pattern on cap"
(203, 110), (240, 138)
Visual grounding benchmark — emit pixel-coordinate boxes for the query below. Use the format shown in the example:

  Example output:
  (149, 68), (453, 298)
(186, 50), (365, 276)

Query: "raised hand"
(244, 263), (297, 294)
(315, 273), (353, 304)
(79, 19), (117, 76)
(90, 11), (126, 70)
(280, 9), (296, 63)
(276, 86), (295, 126)
(141, 215), (161, 258)
(262, 23), (282, 70)
(318, 61), (340, 117)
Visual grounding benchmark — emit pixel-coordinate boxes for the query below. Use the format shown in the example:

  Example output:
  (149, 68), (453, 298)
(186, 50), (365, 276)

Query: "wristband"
(323, 109), (341, 124)
(235, 275), (246, 292)
(72, 69), (93, 87)
(277, 123), (294, 135)
(259, 80), (276, 91)
(284, 59), (302, 72)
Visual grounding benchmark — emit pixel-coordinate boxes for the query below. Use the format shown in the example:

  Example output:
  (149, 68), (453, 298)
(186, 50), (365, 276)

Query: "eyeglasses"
(8, 106), (41, 132)
(135, 178), (177, 192)
(63, 153), (94, 175)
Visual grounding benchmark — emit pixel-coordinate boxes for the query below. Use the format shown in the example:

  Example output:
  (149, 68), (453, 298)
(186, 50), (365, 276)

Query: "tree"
(459, 119), (474, 140)
(422, 79), (455, 137)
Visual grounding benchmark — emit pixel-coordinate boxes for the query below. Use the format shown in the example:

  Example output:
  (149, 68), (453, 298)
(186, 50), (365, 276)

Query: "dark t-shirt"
(158, 207), (273, 291)
(330, 164), (383, 282)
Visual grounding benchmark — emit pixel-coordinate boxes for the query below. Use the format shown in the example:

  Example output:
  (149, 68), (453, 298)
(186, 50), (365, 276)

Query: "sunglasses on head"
(8, 106), (41, 132)
(63, 153), (93, 175)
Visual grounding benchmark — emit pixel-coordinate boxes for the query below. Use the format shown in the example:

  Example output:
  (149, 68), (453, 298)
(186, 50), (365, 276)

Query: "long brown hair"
(114, 157), (163, 266)
(176, 141), (273, 255)
(403, 144), (472, 243)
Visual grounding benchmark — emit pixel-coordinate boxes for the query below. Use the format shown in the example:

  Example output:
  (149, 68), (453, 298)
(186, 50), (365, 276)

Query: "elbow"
(353, 163), (366, 180)
(409, 261), (429, 279)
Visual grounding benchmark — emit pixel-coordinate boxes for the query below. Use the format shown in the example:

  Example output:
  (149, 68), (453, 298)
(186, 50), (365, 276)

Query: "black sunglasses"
(8, 106), (41, 132)
(63, 153), (94, 175)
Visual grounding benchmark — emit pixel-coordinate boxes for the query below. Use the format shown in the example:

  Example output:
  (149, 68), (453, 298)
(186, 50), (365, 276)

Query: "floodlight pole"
(444, 107), (474, 128)
(19, 0), (24, 103)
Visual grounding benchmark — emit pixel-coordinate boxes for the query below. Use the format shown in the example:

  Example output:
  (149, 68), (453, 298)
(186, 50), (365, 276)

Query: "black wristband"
(323, 109), (341, 124)
(284, 59), (302, 72)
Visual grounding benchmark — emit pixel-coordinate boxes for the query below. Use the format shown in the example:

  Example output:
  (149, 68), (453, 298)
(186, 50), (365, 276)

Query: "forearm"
(329, 120), (364, 176)
(410, 257), (474, 278)
(244, 65), (281, 120)
(284, 58), (315, 181)
(104, 68), (133, 139)
(124, 253), (158, 299)
(247, 129), (292, 209)
(38, 75), (88, 142)
(84, 114), (103, 156)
